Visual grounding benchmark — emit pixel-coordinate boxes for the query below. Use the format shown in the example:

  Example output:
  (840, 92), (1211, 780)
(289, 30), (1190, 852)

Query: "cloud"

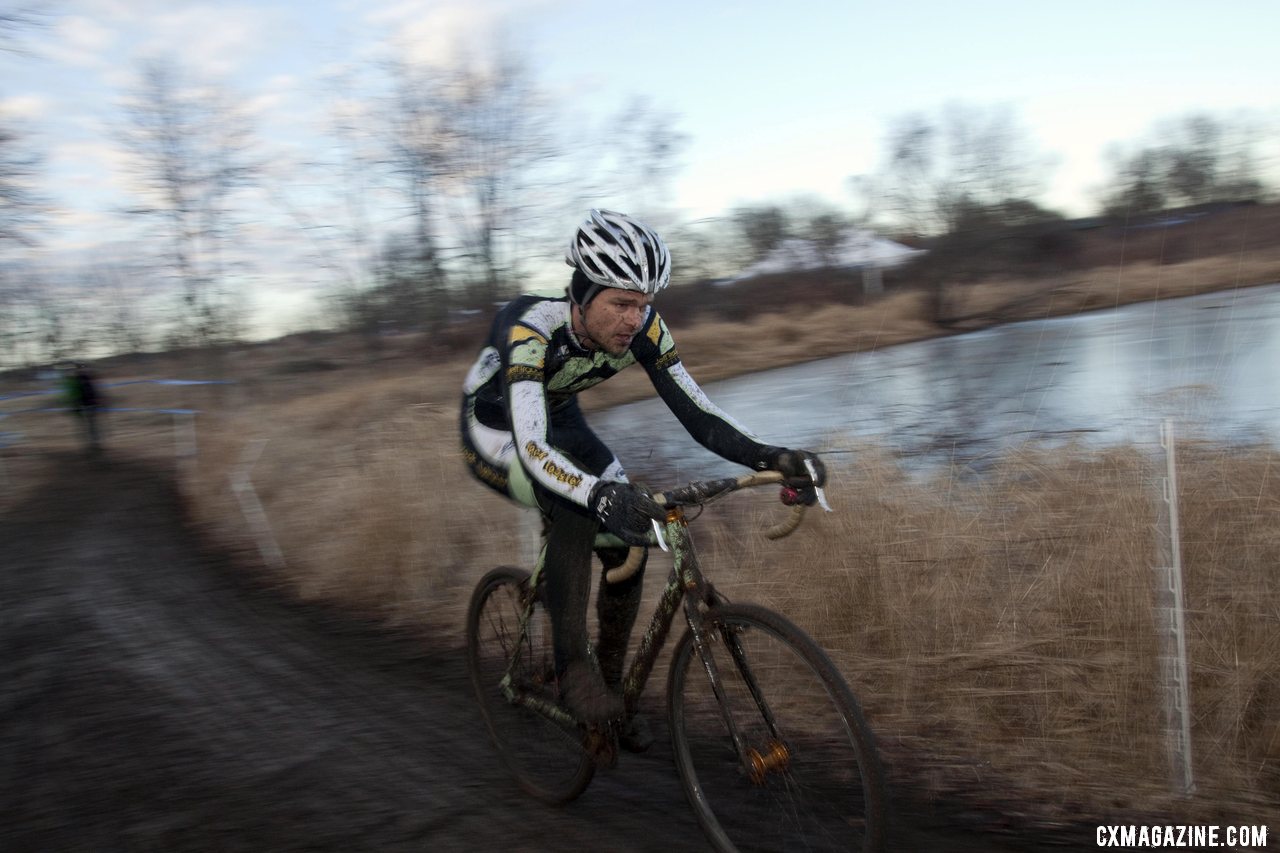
(0, 95), (49, 119)
(244, 89), (293, 121)
(135, 6), (279, 78)
(52, 1), (284, 80)
(42, 15), (117, 69)
(363, 0), (559, 66)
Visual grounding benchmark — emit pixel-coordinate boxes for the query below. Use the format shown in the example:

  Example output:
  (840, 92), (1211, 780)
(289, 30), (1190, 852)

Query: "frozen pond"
(595, 283), (1280, 480)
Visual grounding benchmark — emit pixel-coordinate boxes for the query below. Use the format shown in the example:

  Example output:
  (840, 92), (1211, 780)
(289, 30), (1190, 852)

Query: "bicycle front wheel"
(668, 603), (887, 852)
(465, 567), (594, 804)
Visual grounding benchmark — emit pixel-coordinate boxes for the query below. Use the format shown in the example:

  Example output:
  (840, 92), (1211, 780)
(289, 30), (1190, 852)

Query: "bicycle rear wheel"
(668, 602), (887, 852)
(465, 567), (594, 804)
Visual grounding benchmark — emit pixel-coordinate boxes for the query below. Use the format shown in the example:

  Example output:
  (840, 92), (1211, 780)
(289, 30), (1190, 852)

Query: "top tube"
(652, 471), (786, 509)
(591, 472), (787, 551)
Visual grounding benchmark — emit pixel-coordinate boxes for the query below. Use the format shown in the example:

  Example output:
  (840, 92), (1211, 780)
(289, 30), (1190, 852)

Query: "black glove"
(759, 447), (827, 505)
(590, 481), (665, 546)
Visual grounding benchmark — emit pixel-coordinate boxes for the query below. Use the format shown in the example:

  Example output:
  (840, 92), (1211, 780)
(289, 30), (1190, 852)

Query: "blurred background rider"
(61, 361), (103, 454)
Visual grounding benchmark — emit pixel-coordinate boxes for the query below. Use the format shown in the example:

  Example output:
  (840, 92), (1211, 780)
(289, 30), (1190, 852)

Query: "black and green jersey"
(461, 294), (773, 508)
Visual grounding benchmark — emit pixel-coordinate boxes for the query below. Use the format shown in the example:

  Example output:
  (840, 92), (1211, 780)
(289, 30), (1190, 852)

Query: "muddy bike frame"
(498, 470), (802, 762)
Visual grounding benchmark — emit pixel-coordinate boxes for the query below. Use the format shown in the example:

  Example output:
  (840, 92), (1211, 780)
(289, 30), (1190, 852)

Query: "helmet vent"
(564, 209), (671, 296)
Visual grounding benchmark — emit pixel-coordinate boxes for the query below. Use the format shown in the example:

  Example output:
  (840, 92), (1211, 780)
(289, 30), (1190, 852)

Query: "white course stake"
(230, 438), (286, 570)
(1153, 419), (1194, 795)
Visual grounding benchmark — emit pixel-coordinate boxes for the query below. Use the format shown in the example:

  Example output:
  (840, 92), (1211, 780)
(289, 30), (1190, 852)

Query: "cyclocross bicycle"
(465, 470), (887, 852)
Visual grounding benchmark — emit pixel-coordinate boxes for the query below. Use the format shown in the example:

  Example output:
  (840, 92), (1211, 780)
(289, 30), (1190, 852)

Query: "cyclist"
(460, 209), (825, 750)
(61, 361), (103, 453)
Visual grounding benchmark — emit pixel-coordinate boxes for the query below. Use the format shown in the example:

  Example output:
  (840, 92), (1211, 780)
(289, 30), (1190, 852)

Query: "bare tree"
(0, 121), (40, 248)
(857, 103), (1053, 237)
(0, 267), (37, 365)
(0, 8), (47, 366)
(851, 104), (1066, 328)
(0, 5), (48, 54)
(663, 216), (748, 286)
(372, 46), (581, 326)
(117, 59), (261, 348)
(1099, 112), (1268, 218)
(439, 52), (562, 309)
(379, 60), (455, 330)
(1098, 146), (1168, 218)
(595, 96), (689, 225)
(320, 74), (383, 318)
(730, 204), (791, 264)
(85, 262), (155, 355)
(783, 196), (849, 266)
(0, 5), (44, 248)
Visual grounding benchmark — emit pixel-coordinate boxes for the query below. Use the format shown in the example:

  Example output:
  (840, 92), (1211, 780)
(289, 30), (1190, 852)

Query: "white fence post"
(1153, 419), (1194, 795)
(861, 266), (883, 296)
(230, 438), (286, 570)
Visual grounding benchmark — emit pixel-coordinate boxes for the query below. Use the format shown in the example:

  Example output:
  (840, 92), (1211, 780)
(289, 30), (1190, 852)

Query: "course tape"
(1, 378), (232, 402)
(0, 406), (201, 418)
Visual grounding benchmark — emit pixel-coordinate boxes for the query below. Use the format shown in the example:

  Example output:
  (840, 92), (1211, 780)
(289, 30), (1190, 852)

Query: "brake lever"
(651, 518), (669, 551)
(804, 458), (832, 512)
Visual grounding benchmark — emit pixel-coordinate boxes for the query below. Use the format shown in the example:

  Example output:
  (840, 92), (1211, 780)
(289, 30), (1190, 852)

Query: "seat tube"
(504, 541), (548, 687)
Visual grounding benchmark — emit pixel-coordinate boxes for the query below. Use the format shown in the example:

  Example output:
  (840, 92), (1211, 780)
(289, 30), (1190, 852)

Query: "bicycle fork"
(684, 599), (791, 785)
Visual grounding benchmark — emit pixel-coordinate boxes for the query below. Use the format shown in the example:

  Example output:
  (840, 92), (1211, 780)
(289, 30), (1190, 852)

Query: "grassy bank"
(165, 358), (1277, 828)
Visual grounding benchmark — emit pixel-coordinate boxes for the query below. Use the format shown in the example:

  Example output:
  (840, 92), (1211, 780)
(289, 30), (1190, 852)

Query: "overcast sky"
(3, 0), (1278, 335)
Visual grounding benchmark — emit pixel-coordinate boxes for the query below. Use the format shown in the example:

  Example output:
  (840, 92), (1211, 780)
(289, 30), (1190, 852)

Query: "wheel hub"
(746, 740), (791, 784)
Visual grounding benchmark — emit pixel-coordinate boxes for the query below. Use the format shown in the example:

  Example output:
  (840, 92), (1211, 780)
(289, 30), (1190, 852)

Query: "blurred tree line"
(0, 17), (1276, 367)
(618, 103), (1275, 330)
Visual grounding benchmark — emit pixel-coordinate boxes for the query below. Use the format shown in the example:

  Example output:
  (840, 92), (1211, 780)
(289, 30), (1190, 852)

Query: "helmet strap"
(569, 302), (604, 352)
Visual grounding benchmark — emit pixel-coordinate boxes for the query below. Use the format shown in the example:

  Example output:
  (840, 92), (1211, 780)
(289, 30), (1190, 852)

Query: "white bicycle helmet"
(565, 209), (671, 305)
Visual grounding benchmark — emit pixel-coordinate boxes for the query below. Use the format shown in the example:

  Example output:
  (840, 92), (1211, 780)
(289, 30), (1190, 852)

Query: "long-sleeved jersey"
(461, 294), (774, 508)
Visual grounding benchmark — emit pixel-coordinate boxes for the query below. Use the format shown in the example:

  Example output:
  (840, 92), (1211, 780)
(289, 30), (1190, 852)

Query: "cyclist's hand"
(766, 448), (826, 505)
(591, 481), (665, 546)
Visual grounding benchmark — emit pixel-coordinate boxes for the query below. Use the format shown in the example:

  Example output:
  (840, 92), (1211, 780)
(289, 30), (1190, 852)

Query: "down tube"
(619, 545), (689, 711)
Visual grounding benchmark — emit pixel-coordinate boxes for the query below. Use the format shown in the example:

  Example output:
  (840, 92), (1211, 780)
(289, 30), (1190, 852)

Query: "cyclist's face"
(575, 290), (653, 355)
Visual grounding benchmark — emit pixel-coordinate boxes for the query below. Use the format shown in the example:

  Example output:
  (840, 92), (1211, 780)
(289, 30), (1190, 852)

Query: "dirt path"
(1, 453), (1069, 852)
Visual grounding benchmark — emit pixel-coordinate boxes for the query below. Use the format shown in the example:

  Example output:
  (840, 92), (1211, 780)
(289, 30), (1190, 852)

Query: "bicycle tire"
(668, 602), (887, 852)
(465, 566), (595, 804)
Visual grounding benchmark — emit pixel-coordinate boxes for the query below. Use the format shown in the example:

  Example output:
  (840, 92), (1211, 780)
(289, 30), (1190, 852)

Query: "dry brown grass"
(4, 250), (1278, 827)
(181, 358), (516, 634)
(716, 442), (1279, 826)
(170, 363), (1280, 828)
